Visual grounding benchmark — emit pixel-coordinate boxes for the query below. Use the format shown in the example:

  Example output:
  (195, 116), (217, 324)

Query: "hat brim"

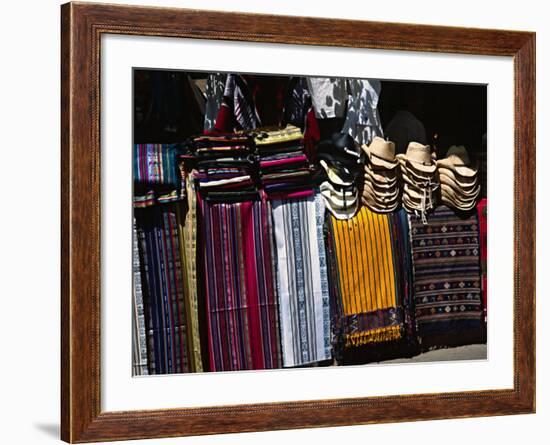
(402, 194), (436, 211)
(440, 181), (480, 198)
(321, 160), (357, 186)
(437, 159), (478, 177)
(396, 154), (437, 174)
(321, 190), (358, 208)
(318, 152), (362, 172)
(403, 183), (436, 200)
(365, 166), (398, 185)
(441, 190), (478, 206)
(364, 146), (398, 169)
(361, 195), (399, 213)
(320, 181), (357, 198)
(401, 171), (436, 189)
(363, 191), (400, 206)
(363, 180), (399, 199)
(440, 195), (477, 211)
(325, 198), (360, 220)
(438, 166), (478, 185)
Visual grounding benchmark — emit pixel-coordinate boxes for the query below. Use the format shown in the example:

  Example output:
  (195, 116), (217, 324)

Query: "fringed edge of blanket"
(344, 325), (402, 347)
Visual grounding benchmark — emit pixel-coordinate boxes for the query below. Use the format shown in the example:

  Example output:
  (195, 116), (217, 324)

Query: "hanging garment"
(212, 75), (312, 133)
(306, 77), (348, 119)
(135, 204), (191, 374)
(271, 193), (332, 367)
(175, 171), (203, 372)
(199, 195), (282, 371)
(476, 198), (487, 323)
(409, 205), (484, 348)
(342, 79), (384, 145)
(132, 218), (149, 376)
(330, 206), (404, 347)
(307, 77), (383, 145)
(204, 73), (227, 131)
(282, 77), (312, 130)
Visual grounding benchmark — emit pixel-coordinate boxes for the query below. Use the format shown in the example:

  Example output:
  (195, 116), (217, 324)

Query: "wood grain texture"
(60, 2), (536, 442)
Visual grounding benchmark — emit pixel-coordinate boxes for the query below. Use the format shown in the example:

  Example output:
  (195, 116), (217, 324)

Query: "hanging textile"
(341, 79), (384, 145)
(390, 209), (417, 343)
(307, 77), (383, 145)
(409, 205), (484, 348)
(175, 171), (203, 372)
(271, 193), (331, 367)
(330, 206), (403, 347)
(476, 198), (488, 323)
(306, 77), (347, 119)
(199, 195), (282, 371)
(132, 218), (149, 376)
(135, 204), (190, 374)
(204, 73), (227, 131)
(133, 144), (180, 187)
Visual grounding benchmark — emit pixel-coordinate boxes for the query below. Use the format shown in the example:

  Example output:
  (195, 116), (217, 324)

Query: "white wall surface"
(0, 0), (546, 444)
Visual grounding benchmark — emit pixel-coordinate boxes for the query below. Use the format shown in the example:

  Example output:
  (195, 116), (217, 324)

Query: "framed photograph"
(61, 2), (535, 442)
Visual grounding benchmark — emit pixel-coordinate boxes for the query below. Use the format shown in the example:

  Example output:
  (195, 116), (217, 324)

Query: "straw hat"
(436, 145), (478, 178)
(439, 176), (480, 197)
(441, 188), (477, 208)
(440, 194), (477, 211)
(396, 142), (436, 174)
(438, 166), (478, 188)
(363, 179), (399, 200)
(362, 193), (400, 213)
(361, 137), (398, 169)
(402, 192), (436, 212)
(364, 165), (398, 185)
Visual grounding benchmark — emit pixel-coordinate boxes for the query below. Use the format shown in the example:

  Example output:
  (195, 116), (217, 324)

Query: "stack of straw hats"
(361, 137), (400, 213)
(436, 145), (480, 211)
(318, 133), (363, 219)
(396, 142), (439, 220)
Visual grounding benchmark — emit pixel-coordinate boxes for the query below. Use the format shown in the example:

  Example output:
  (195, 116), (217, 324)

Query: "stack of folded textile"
(317, 133), (363, 219)
(436, 145), (480, 211)
(361, 136), (400, 213)
(133, 143), (185, 207)
(183, 134), (258, 202)
(396, 142), (439, 221)
(255, 125), (315, 200)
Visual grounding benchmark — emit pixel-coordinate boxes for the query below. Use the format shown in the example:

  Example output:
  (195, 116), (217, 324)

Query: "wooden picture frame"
(61, 1), (535, 442)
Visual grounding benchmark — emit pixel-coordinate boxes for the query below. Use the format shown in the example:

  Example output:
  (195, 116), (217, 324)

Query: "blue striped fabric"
(134, 144), (180, 187)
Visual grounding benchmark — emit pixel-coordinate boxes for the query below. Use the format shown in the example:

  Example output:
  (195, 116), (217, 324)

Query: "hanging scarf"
(329, 206), (403, 347)
(271, 193), (332, 367)
(132, 218), (149, 376)
(175, 171), (203, 372)
(135, 204), (190, 374)
(199, 194), (282, 371)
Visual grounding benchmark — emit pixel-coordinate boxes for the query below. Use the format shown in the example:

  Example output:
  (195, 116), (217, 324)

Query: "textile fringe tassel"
(344, 325), (402, 347)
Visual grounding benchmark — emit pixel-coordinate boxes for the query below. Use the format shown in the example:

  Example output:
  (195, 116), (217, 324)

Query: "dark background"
(133, 69), (487, 160)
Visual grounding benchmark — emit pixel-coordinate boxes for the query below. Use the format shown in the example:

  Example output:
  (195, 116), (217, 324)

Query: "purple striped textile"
(198, 193), (282, 371)
(134, 204), (191, 374)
